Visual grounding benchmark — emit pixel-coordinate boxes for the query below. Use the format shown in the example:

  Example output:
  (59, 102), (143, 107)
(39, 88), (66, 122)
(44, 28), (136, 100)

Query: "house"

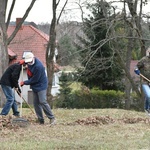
(7, 18), (60, 104)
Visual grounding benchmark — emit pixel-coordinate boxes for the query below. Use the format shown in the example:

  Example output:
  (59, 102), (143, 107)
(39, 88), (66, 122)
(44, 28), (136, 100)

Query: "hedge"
(54, 89), (125, 109)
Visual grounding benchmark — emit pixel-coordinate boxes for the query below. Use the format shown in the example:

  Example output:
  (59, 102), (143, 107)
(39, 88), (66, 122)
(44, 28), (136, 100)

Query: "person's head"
(24, 52), (35, 65)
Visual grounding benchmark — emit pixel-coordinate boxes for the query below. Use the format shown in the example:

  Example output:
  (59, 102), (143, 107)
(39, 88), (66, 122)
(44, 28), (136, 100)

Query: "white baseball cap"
(24, 52), (34, 63)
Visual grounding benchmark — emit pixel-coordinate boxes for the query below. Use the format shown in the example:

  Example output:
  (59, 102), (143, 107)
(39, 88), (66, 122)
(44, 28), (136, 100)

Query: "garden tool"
(134, 68), (150, 82)
(15, 88), (35, 114)
(11, 65), (29, 127)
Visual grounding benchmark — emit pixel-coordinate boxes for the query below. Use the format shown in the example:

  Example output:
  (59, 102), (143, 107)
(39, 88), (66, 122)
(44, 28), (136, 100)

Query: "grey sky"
(7, 0), (150, 24)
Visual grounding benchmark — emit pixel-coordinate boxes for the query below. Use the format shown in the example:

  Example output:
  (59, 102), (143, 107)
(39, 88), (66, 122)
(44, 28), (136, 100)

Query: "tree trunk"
(0, 1), (9, 74)
(0, 0), (36, 107)
(124, 28), (134, 110)
(46, 0), (57, 106)
(0, 1), (9, 107)
(125, 78), (132, 110)
(126, 0), (145, 110)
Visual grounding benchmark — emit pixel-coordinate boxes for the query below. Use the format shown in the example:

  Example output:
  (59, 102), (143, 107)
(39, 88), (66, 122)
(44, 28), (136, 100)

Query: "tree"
(0, 0), (36, 75)
(124, 0), (147, 109)
(0, 0), (36, 103)
(109, 0), (148, 109)
(59, 34), (79, 66)
(75, 0), (150, 110)
(56, 72), (72, 108)
(76, 1), (124, 90)
(46, 0), (68, 104)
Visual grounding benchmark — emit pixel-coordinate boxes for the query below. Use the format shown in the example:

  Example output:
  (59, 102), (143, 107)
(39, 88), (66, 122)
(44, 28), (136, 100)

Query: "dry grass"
(0, 108), (150, 150)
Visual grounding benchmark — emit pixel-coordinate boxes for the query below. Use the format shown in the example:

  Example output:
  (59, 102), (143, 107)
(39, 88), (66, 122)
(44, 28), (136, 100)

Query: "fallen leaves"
(74, 115), (150, 126)
(1, 113), (150, 131)
(0, 115), (36, 131)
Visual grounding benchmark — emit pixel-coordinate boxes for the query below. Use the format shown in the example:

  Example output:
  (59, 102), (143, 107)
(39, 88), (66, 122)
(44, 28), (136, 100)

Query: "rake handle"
(15, 89), (35, 114)
(139, 74), (150, 83)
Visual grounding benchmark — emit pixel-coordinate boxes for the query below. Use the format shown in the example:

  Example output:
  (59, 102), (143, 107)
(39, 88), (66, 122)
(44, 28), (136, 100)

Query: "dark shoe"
(13, 114), (20, 118)
(13, 112), (20, 117)
(36, 118), (44, 124)
(40, 121), (44, 124)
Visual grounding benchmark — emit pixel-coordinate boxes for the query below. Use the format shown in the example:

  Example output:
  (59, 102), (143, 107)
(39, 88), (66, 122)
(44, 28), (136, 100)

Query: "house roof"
(7, 25), (49, 67)
(8, 48), (17, 57)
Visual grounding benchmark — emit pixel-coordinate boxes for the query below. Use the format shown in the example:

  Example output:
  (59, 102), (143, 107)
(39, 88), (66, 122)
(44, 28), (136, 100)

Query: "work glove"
(20, 81), (24, 87)
(134, 68), (140, 75)
(18, 59), (25, 65)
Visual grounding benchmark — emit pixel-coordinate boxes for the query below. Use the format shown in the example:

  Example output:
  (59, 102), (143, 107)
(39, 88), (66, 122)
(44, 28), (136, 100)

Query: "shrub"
(54, 89), (125, 109)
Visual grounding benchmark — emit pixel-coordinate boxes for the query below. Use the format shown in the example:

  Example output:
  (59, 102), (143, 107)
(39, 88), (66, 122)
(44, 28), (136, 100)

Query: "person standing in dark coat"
(134, 53), (150, 115)
(20, 52), (55, 124)
(0, 60), (24, 116)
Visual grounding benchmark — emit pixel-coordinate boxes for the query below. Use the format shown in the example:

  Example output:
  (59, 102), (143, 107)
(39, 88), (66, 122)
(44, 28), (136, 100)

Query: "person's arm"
(24, 66), (42, 85)
(11, 65), (21, 88)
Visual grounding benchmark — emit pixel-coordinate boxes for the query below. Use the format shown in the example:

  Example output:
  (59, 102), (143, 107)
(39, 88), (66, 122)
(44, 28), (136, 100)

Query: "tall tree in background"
(76, 0), (149, 110)
(76, 1), (124, 90)
(46, 0), (68, 104)
(0, 0), (36, 75)
(0, 0), (36, 101)
(59, 34), (79, 66)
(108, 0), (148, 109)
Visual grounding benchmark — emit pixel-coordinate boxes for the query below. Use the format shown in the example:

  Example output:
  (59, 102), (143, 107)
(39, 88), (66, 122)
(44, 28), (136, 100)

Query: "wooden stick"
(15, 89), (35, 115)
(140, 74), (150, 82)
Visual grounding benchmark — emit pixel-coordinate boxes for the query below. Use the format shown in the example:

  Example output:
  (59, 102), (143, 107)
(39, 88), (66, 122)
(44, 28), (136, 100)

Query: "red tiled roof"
(7, 25), (49, 67)
(8, 48), (17, 57)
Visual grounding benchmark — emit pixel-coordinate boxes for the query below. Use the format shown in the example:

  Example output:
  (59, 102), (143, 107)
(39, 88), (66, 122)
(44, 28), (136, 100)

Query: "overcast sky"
(7, 0), (85, 24)
(7, 0), (150, 24)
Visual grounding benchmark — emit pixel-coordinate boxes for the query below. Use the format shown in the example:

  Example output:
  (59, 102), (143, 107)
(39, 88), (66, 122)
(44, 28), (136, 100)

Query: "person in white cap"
(20, 52), (55, 124)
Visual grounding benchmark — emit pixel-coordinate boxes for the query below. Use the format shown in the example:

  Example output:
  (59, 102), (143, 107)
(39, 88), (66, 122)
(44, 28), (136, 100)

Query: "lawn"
(0, 108), (150, 150)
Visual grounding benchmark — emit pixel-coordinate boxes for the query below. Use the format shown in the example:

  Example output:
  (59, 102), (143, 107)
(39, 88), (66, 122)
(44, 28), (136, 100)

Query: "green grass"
(0, 108), (150, 150)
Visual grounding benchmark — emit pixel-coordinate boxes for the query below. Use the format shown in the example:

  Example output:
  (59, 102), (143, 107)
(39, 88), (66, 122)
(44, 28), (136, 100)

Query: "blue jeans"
(142, 84), (150, 110)
(0, 85), (19, 116)
(33, 90), (54, 122)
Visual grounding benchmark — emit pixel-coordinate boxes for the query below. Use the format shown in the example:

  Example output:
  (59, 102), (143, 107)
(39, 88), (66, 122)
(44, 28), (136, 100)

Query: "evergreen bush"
(54, 89), (125, 109)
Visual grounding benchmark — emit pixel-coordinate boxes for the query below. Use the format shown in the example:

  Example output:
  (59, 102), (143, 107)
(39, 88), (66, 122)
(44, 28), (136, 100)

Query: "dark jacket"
(0, 63), (21, 88)
(24, 58), (48, 92)
(137, 56), (150, 84)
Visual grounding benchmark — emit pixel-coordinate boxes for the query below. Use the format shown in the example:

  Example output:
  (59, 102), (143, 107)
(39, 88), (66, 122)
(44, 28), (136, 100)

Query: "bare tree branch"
(6, 0), (16, 30)
(57, 0), (68, 24)
(7, 0), (36, 45)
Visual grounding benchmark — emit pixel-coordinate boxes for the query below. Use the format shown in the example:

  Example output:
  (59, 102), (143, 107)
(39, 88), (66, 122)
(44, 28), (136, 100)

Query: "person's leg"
(144, 97), (149, 110)
(142, 84), (150, 111)
(33, 91), (44, 124)
(11, 100), (20, 116)
(37, 90), (55, 120)
(0, 85), (15, 115)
